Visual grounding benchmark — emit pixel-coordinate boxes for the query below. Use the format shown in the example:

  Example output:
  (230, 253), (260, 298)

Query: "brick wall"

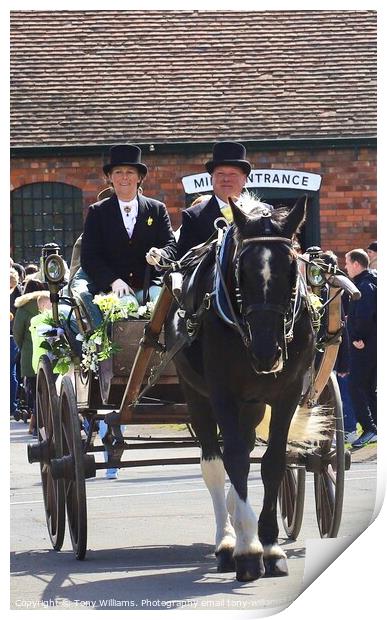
(10, 145), (376, 265)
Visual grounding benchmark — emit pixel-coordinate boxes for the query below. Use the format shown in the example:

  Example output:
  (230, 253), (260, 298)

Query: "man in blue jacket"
(345, 249), (377, 448)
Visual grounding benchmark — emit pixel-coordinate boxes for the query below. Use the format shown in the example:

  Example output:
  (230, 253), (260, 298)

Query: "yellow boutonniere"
(147, 217), (153, 226)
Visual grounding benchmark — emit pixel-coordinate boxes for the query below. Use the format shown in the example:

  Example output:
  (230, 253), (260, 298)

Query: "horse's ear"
(229, 197), (249, 229)
(282, 195), (308, 237)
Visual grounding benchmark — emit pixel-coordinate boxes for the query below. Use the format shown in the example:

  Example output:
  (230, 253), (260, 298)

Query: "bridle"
(216, 233), (300, 374)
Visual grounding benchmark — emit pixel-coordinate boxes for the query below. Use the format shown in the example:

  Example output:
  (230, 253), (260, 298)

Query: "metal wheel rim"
(314, 374), (345, 538)
(279, 466), (306, 539)
(36, 356), (65, 550)
(60, 376), (88, 560)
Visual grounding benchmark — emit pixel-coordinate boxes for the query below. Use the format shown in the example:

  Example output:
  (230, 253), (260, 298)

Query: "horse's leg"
(258, 393), (301, 577)
(181, 380), (236, 572)
(214, 395), (265, 582)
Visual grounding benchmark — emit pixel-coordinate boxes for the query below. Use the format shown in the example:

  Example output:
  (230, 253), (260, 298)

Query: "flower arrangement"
(38, 295), (156, 376)
(39, 312), (73, 375)
(80, 294), (155, 375)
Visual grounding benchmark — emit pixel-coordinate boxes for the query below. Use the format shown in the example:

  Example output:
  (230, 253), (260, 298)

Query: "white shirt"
(118, 197), (138, 238)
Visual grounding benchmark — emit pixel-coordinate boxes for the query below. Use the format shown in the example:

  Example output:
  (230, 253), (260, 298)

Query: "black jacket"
(347, 269), (377, 355)
(81, 194), (176, 293)
(177, 195), (222, 259)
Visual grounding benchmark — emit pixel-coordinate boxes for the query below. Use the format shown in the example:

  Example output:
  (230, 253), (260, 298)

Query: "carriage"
(27, 201), (359, 579)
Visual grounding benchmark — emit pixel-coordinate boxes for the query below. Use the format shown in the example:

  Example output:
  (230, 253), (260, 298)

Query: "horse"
(165, 195), (319, 582)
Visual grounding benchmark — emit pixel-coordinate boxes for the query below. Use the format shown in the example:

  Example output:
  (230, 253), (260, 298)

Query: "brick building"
(10, 10), (376, 265)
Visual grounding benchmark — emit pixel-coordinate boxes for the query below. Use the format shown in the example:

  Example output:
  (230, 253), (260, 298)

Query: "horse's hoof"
(235, 554), (265, 582)
(264, 556), (288, 577)
(216, 547), (235, 573)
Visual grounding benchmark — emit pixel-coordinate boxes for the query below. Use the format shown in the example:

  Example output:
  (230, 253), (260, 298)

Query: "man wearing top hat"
(176, 141), (252, 259)
(73, 144), (176, 326)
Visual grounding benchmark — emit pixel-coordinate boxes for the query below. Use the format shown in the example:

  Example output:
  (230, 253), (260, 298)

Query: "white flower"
(75, 333), (84, 341)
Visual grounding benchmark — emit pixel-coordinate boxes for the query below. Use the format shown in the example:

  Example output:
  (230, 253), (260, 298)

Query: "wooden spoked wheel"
(36, 356), (65, 550)
(314, 373), (345, 538)
(278, 466), (306, 540)
(59, 376), (87, 560)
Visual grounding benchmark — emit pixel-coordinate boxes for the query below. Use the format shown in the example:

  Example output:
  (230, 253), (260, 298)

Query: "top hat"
(205, 141), (251, 175)
(103, 144), (148, 177)
(367, 241), (377, 252)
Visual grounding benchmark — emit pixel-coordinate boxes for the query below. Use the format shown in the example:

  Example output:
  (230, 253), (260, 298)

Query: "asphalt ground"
(10, 420), (377, 614)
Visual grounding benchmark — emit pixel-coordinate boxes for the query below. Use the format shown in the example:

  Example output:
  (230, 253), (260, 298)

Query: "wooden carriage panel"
(110, 320), (177, 379)
(98, 319), (178, 406)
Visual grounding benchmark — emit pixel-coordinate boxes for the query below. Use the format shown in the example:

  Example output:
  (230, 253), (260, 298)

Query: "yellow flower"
(147, 217), (153, 226)
(308, 292), (323, 310)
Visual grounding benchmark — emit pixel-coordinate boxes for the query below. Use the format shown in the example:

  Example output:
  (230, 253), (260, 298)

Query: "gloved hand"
(145, 247), (165, 266)
(111, 278), (130, 298)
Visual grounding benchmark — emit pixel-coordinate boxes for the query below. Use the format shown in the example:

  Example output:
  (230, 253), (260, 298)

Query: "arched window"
(11, 182), (84, 265)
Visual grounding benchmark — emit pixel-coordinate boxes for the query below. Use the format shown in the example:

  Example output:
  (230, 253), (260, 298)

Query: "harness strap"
(245, 302), (288, 316)
(215, 251), (250, 347)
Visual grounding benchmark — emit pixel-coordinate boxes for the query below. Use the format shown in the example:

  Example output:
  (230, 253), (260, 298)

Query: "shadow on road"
(11, 541), (305, 609)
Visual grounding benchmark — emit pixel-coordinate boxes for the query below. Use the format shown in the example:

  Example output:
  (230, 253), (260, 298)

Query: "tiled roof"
(10, 10), (376, 147)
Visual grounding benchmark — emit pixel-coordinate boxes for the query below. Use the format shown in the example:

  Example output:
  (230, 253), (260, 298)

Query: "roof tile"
(10, 10), (376, 147)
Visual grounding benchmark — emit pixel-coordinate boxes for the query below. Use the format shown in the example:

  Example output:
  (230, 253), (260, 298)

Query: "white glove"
(111, 278), (130, 298)
(146, 247), (165, 266)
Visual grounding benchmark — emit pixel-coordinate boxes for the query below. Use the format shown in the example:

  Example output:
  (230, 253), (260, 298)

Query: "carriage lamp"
(44, 253), (66, 284)
(306, 263), (325, 288)
(42, 245), (66, 324)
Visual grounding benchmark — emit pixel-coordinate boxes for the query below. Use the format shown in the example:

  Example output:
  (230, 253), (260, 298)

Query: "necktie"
(221, 206), (233, 223)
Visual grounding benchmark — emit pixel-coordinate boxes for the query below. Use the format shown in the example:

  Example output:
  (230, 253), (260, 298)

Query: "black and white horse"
(165, 195), (320, 582)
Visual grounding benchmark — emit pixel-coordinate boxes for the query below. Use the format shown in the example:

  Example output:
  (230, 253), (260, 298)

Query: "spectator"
(344, 249), (377, 448)
(29, 294), (54, 373)
(12, 279), (49, 435)
(11, 262), (26, 287)
(25, 263), (39, 276)
(366, 241), (377, 271)
(10, 267), (22, 418)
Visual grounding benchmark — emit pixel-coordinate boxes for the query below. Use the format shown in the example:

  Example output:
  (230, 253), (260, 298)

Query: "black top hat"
(205, 141), (251, 175)
(103, 144), (148, 177)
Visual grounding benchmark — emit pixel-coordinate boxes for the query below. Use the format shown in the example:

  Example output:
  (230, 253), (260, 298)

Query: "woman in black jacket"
(72, 145), (176, 327)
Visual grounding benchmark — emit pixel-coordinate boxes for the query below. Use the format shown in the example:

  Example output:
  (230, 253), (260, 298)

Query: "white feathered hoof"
(264, 556), (288, 577)
(235, 553), (265, 582)
(215, 547), (235, 573)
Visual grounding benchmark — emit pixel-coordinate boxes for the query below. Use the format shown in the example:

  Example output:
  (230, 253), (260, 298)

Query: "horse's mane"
(238, 192), (290, 224)
(234, 193), (291, 242)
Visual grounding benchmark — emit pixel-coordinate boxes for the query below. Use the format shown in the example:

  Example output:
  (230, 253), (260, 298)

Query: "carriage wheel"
(314, 373), (345, 538)
(278, 466), (306, 539)
(59, 376), (88, 560)
(36, 356), (65, 550)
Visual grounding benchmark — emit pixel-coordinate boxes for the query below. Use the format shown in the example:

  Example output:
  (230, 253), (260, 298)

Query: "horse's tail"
(256, 404), (332, 445)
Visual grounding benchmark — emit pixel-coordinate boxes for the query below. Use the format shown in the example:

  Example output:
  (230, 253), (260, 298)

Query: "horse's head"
(230, 195), (307, 374)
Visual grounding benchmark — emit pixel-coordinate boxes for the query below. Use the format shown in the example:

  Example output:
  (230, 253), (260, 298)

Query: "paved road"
(10, 420), (377, 613)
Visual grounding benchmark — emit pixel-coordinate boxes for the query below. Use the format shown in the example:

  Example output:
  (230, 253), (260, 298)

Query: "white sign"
(182, 169), (322, 194)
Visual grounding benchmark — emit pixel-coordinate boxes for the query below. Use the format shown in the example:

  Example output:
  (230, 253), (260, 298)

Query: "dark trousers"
(347, 348), (377, 433)
(337, 374), (357, 433)
(25, 376), (37, 415)
(10, 336), (19, 415)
